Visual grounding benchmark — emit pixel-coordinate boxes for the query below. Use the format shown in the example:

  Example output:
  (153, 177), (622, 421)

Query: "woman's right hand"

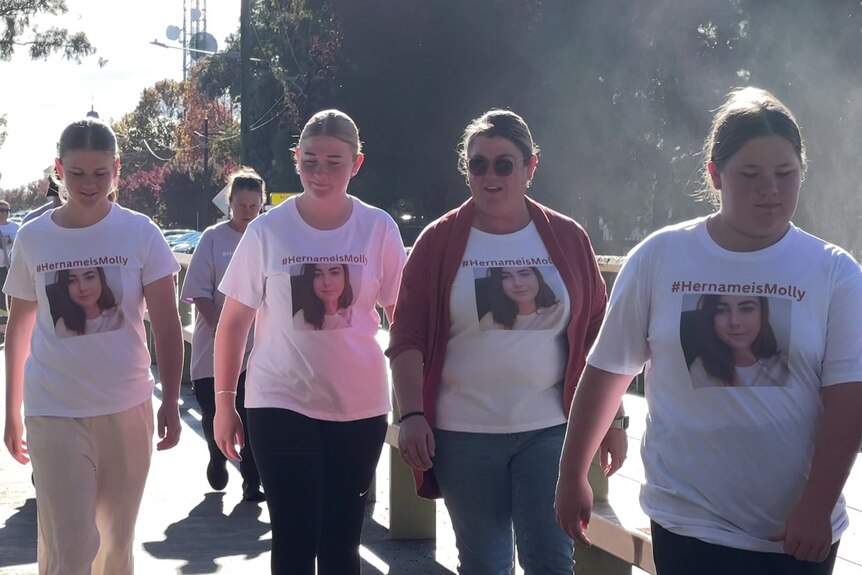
(4, 412), (29, 464)
(555, 474), (594, 546)
(398, 415), (435, 471)
(213, 400), (244, 462)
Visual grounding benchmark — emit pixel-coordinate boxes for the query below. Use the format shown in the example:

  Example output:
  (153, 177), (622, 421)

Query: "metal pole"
(240, 0), (251, 164)
(202, 115), (210, 226)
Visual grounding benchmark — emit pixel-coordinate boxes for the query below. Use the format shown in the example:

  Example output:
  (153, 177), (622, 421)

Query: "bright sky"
(0, 0), (238, 189)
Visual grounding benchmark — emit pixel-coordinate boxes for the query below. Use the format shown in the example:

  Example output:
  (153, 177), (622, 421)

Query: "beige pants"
(26, 399), (154, 575)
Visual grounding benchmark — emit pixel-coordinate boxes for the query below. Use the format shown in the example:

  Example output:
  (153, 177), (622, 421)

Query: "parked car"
(165, 231), (199, 248)
(170, 231), (202, 254)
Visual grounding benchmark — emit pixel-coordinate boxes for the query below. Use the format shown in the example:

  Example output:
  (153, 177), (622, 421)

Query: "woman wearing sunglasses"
(387, 109), (623, 574)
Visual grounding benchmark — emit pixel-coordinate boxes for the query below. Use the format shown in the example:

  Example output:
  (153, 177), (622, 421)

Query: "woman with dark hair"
(294, 262), (354, 330)
(690, 294), (789, 388)
(53, 266), (124, 337)
(556, 88), (862, 575)
(479, 266), (563, 330)
(388, 109), (618, 574)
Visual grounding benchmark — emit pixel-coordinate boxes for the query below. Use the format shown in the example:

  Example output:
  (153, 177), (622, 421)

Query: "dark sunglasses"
(467, 155), (525, 177)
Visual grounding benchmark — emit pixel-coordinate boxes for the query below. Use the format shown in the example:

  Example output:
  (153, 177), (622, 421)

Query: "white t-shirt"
(180, 221), (253, 380)
(3, 204), (180, 417)
(0, 221), (20, 268)
(437, 223), (571, 433)
(219, 196), (406, 421)
(587, 217), (862, 552)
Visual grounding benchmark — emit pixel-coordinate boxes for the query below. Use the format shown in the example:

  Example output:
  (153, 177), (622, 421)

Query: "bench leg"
(574, 541), (633, 575)
(389, 446), (436, 539)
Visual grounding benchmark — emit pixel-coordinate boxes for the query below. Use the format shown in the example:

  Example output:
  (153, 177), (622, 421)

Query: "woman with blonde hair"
(214, 110), (405, 574)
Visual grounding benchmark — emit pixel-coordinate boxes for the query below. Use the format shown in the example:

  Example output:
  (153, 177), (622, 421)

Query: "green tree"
(113, 80), (184, 174)
(0, 0), (94, 61)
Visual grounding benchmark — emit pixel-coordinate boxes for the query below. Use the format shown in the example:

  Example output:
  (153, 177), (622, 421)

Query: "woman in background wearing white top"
(3, 117), (183, 575)
(213, 109), (406, 575)
(556, 88), (862, 575)
(180, 167), (264, 502)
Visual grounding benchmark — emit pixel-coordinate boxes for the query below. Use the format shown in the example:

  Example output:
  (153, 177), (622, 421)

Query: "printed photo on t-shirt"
(46, 266), (125, 339)
(289, 262), (357, 331)
(474, 265), (565, 331)
(679, 293), (791, 388)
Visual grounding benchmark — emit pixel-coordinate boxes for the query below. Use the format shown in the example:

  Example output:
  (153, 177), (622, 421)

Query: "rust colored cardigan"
(386, 197), (608, 499)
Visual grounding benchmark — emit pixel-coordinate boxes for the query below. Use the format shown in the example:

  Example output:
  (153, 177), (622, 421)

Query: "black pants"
(247, 408), (387, 575)
(652, 521), (840, 575)
(193, 372), (260, 490)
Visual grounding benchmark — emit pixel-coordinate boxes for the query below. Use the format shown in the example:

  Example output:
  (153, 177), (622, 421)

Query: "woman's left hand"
(156, 400), (182, 451)
(769, 501), (833, 562)
(599, 428), (628, 477)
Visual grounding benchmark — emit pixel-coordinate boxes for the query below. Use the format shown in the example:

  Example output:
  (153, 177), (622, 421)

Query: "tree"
(0, 0), (94, 61)
(196, 0), (343, 192)
(113, 80), (184, 174)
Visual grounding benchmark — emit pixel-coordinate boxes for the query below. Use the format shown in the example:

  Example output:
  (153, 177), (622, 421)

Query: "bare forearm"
(798, 383), (862, 512)
(4, 299), (36, 417)
(152, 315), (183, 404)
(193, 297), (219, 329)
(560, 365), (633, 478)
(391, 349), (425, 414)
(214, 299), (255, 395)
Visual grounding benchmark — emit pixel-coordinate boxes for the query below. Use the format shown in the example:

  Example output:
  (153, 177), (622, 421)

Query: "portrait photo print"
(290, 262), (359, 331)
(474, 265), (565, 331)
(680, 293), (792, 388)
(46, 266), (125, 338)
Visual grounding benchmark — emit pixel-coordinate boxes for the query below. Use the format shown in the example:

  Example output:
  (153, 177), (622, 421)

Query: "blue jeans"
(433, 424), (574, 575)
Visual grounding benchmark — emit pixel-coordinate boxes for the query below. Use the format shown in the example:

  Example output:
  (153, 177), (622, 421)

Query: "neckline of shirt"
(693, 217), (797, 260)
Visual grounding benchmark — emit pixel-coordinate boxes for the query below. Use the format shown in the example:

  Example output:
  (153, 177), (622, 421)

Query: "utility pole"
(240, 0), (251, 164)
(202, 115), (210, 226)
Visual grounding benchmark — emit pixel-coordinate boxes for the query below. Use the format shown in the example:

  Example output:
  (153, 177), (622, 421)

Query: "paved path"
(0, 373), (461, 574)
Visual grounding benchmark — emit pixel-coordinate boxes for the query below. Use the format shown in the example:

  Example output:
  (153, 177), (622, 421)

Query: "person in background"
(555, 88), (862, 575)
(214, 109), (406, 574)
(387, 109), (622, 575)
(0, 199), (20, 312)
(23, 177), (64, 225)
(180, 167), (265, 502)
(3, 116), (183, 574)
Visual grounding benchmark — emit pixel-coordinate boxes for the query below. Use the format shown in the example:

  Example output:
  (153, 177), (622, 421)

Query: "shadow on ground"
(143, 492), (270, 574)
(0, 498), (37, 568)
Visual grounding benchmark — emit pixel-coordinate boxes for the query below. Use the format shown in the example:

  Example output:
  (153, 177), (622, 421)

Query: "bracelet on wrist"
(398, 411), (425, 423)
(215, 390), (237, 396)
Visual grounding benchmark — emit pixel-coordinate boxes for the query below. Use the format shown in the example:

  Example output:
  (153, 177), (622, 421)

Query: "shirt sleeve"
(586, 241), (652, 376)
(376, 216), (407, 308)
(820, 252), (862, 387)
(142, 219), (181, 286)
(3, 230), (37, 301)
(180, 228), (216, 304)
(219, 222), (266, 309)
(386, 224), (435, 359)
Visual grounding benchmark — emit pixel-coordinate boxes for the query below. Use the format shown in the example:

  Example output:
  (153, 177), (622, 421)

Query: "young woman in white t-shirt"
(555, 88), (862, 575)
(3, 117), (183, 574)
(213, 109), (405, 575)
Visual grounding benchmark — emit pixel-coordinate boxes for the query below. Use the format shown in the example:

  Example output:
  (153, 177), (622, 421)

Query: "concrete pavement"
(0, 372), (461, 574)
